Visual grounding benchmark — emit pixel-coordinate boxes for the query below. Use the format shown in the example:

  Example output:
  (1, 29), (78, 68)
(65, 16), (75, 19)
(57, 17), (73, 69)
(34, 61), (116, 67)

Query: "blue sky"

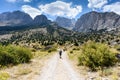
(0, 0), (120, 20)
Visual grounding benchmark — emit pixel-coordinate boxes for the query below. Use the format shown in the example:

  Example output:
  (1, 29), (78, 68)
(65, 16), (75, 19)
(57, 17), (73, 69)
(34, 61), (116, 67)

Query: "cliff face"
(74, 11), (120, 32)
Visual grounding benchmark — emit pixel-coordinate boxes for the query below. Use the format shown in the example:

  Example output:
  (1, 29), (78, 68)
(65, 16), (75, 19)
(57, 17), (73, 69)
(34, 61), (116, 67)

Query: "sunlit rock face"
(74, 11), (120, 32)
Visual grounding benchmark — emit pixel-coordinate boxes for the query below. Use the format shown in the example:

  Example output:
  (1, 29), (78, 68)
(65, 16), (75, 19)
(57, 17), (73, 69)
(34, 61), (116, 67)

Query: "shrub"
(14, 46), (32, 63)
(0, 45), (32, 66)
(70, 51), (73, 54)
(73, 48), (80, 51)
(78, 41), (118, 71)
(99, 68), (113, 76)
(74, 42), (79, 46)
(48, 50), (52, 53)
(47, 47), (57, 53)
(0, 51), (14, 65)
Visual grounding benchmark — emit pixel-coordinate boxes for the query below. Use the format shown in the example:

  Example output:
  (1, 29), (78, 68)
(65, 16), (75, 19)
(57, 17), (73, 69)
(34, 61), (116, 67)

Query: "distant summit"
(0, 11), (33, 26)
(74, 11), (120, 32)
(55, 16), (75, 30)
(33, 14), (51, 26)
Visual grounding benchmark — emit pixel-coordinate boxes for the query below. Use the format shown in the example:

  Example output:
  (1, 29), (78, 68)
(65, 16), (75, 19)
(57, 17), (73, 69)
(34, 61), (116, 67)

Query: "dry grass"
(15, 67), (32, 75)
(67, 46), (80, 61)
(0, 50), (56, 80)
(0, 71), (10, 80)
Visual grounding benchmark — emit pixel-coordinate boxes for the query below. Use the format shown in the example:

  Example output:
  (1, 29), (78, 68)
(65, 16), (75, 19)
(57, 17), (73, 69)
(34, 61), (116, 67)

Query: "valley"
(0, 10), (120, 80)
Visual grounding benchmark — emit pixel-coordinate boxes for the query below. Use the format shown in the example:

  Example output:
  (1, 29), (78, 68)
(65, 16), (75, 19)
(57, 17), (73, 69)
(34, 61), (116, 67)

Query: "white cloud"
(103, 2), (120, 15)
(23, 0), (31, 2)
(6, 0), (16, 3)
(88, 0), (108, 10)
(21, 5), (41, 19)
(21, 1), (82, 19)
(38, 1), (82, 18)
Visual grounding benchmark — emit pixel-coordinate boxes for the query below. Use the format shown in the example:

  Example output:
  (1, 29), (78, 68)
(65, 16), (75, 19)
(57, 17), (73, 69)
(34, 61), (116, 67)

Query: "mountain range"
(0, 11), (120, 32)
(0, 11), (120, 46)
(0, 11), (52, 27)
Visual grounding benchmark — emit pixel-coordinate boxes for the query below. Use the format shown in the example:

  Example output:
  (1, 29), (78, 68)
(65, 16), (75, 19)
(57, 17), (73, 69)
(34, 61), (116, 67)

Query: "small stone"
(102, 77), (109, 80)
(89, 76), (96, 80)
(118, 73), (120, 77)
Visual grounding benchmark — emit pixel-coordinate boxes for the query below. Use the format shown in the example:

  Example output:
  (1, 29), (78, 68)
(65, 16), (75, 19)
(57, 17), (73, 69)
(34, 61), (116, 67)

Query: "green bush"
(0, 45), (32, 66)
(73, 48), (80, 51)
(78, 41), (118, 71)
(48, 47), (57, 53)
(0, 51), (14, 65)
(70, 51), (73, 54)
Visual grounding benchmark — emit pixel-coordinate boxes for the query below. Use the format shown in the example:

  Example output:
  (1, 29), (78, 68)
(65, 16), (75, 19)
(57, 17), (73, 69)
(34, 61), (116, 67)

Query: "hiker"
(116, 53), (120, 59)
(59, 50), (62, 59)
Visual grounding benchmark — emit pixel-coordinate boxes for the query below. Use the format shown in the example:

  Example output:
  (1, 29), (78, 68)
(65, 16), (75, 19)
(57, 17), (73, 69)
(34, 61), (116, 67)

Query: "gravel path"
(37, 51), (85, 80)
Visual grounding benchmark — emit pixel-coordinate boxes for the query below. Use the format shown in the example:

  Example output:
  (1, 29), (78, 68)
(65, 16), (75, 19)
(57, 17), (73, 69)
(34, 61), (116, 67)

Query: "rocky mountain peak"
(0, 10), (33, 26)
(74, 11), (120, 32)
(33, 14), (51, 25)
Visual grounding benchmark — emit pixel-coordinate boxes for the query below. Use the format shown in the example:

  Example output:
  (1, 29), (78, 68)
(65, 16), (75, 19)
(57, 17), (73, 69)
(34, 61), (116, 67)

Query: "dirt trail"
(37, 51), (85, 80)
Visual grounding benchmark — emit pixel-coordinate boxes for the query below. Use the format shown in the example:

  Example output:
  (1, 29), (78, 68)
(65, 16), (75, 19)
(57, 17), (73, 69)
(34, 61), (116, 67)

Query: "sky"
(0, 0), (120, 20)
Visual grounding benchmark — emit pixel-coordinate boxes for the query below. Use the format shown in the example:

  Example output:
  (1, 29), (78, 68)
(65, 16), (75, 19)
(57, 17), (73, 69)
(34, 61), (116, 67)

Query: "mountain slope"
(0, 24), (75, 46)
(74, 11), (120, 32)
(55, 17), (75, 30)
